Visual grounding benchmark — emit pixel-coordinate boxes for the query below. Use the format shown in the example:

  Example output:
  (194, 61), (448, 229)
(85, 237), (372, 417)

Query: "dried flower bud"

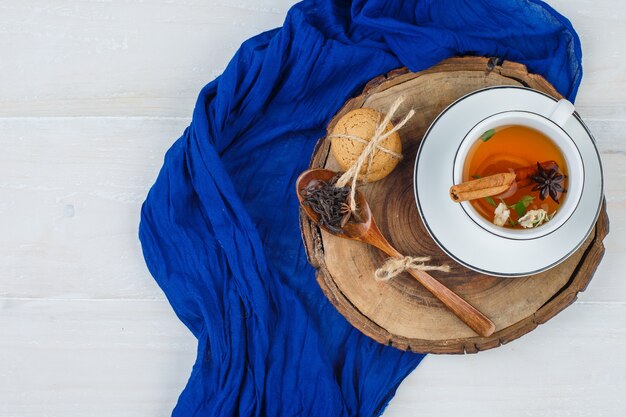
(518, 209), (550, 229)
(493, 202), (510, 227)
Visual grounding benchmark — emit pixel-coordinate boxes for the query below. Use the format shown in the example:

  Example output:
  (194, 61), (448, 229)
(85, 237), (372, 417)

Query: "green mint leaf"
(513, 202), (527, 217)
(480, 129), (496, 142)
(512, 195), (535, 217)
(471, 174), (481, 179)
(519, 195), (535, 207)
(485, 196), (497, 207)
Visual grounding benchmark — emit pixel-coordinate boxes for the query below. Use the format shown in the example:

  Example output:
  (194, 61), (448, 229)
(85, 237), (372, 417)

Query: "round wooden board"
(300, 57), (609, 354)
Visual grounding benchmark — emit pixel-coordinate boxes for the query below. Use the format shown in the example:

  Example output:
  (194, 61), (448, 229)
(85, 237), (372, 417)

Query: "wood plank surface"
(1, 0), (624, 416)
(0, 118), (189, 299)
(0, 0), (293, 117)
(0, 300), (623, 417)
(0, 299), (196, 417)
(0, 0), (624, 117)
(386, 302), (626, 417)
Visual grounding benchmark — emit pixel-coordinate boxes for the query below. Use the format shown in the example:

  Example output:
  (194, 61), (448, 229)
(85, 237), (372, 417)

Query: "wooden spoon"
(296, 168), (496, 338)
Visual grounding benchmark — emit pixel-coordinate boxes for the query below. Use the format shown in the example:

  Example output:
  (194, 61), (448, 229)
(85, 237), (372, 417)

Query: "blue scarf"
(139, 1), (581, 415)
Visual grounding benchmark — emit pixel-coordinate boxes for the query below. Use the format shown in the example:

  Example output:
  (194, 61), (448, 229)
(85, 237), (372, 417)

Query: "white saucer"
(414, 86), (604, 277)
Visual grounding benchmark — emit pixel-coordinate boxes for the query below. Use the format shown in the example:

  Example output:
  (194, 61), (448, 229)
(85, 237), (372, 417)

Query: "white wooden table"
(1, 1), (624, 416)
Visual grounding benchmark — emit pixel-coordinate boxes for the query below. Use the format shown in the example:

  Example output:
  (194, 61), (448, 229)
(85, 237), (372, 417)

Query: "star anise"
(531, 162), (566, 203)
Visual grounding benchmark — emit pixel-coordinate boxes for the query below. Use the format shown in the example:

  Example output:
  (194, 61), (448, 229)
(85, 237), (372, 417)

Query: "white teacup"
(452, 99), (584, 240)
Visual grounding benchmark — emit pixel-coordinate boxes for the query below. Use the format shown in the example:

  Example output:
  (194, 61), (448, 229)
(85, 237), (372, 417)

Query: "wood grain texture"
(0, 299), (196, 417)
(0, 0), (292, 118)
(302, 57), (610, 353)
(0, 117), (189, 299)
(384, 302), (626, 417)
(1, 299), (623, 417)
(0, 0), (625, 118)
(0, 0), (625, 415)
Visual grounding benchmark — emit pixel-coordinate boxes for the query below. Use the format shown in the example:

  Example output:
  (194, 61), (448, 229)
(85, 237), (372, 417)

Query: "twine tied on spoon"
(374, 256), (451, 282)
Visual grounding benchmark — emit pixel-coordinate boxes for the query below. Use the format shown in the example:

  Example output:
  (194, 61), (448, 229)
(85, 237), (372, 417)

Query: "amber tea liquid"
(463, 125), (568, 228)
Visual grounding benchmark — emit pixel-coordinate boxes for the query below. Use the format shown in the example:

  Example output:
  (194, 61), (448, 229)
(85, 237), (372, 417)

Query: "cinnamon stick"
(449, 160), (560, 203)
(449, 173), (516, 202)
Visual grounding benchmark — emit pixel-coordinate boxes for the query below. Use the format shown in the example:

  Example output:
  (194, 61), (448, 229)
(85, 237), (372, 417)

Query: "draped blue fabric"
(139, 1), (582, 415)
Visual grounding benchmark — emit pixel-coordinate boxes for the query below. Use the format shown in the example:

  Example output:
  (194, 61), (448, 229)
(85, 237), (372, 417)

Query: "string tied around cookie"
(374, 256), (451, 282)
(328, 134), (403, 160)
(333, 96), (415, 212)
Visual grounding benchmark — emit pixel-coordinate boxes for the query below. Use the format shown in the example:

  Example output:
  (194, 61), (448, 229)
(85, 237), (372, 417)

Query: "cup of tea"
(452, 99), (584, 240)
(414, 86), (603, 277)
